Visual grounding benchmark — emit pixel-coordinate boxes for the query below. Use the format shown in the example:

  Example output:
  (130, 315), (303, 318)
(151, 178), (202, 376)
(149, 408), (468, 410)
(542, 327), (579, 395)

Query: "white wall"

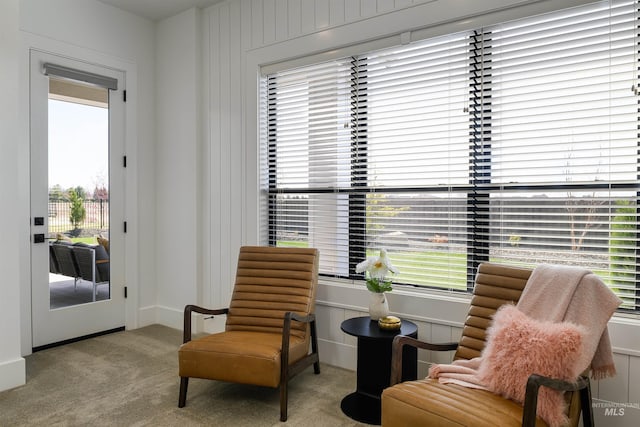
(150, 7), (202, 327)
(0, 0), (26, 392)
(192, 1), (640, 425)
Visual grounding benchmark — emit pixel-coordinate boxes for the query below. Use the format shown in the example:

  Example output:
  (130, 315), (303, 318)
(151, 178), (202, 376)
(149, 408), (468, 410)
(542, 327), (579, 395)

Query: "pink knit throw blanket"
(429, 264), (622, 388)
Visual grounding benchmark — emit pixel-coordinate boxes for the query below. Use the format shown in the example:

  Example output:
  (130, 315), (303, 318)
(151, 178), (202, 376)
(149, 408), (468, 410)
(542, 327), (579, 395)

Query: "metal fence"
(48, 200), (109, 234)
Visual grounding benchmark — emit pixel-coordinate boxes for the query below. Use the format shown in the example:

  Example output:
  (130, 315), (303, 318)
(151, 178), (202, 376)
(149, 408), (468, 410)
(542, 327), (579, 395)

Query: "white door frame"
(19, 35), (139, 356)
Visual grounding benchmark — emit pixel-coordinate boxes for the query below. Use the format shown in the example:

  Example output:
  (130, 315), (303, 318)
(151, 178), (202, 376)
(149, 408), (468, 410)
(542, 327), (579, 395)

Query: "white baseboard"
(138, 305), (187, 331)
(138, 305), (181, 330)
(140, 304), (229, 335)
(0, 357), (25, 392)
(156, 305), (183, 330)
(137, 305), (158, 328)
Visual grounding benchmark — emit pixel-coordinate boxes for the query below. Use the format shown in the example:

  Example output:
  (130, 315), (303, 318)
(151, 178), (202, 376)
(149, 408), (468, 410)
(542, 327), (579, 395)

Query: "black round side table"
(340, 316), (418, 425)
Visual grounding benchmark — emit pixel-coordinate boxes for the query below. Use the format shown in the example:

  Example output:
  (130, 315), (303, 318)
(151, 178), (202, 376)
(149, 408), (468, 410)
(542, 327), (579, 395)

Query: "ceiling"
(98, 0), (224, 21)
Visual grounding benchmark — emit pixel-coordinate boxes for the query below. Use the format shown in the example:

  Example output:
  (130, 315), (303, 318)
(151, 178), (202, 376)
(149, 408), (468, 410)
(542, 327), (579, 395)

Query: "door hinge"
(123, 155), (127, 167)
(124, 286), (128, 298)
(123, 90), (127, 102)
(124, 221), (127, 233)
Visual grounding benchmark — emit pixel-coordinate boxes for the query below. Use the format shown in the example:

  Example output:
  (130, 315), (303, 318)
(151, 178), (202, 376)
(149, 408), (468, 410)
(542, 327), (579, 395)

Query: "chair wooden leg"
(178, 377), (189, 408)
(280, 380), (288, 422)
(580, 377), (594, 427)
(311, 320), (320, 375)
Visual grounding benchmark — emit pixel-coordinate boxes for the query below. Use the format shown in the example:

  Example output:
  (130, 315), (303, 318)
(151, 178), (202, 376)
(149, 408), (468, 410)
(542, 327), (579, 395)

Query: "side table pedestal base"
(340, 392), (380, 425)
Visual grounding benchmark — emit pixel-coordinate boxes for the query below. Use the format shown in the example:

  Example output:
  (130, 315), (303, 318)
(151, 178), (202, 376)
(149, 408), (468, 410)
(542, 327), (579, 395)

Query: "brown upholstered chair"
(178, 246), (320, 422)
(381, 262), (594, 427)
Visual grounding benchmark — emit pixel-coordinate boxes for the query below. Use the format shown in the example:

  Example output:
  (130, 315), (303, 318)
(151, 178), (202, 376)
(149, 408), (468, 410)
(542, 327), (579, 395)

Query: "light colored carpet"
(0, 325), (366, 427)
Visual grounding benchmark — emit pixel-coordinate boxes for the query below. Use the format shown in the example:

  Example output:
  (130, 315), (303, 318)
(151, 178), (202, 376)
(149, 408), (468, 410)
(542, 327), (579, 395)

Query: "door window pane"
(48, 78), (110, 308)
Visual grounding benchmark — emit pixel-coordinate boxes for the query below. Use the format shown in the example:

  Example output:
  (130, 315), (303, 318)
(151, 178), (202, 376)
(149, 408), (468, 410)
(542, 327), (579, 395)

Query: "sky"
(48, 99), (109, 193)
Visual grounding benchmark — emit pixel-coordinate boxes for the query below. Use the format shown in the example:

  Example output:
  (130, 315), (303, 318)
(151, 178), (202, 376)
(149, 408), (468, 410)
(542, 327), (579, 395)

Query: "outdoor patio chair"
(71, 244), (110, 301)
(50, 242), (81, 287)
(49, 244), (60, 275)
(178, 245), (320, 422)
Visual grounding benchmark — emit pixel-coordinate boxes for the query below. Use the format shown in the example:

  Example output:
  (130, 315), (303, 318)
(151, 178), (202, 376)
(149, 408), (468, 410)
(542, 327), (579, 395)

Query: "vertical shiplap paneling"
(344, 0), (360, 22)
(201, 6), (212, 309)
(300, 0), (315, 34)
(450, 326), (463, 343)
(431, 323), (456, 364)
(217, 2), (234, 302)
(417, 361), (430, 378)
(228, 0), (244, 272)
(240, 0), (253, 58)
(343, 309), (364, 346)
(628, 355), (640, 425)
(246, 0), (422, 49)
(329, 0), (345, 27)
(315, 0), (330, 29)
(208, 6), (223, 307)
(262, 0), (277, 45)
(315, 305), (332, 342)
(377, 0), (396, 13)
(287, 0), (302, 38)
(251, 0), (263, 48)
(414, 319), (431, 342)
(321, 305), (349, 343)
(593, 353), (630, 426)
(360, 0), (377, 17)
(275, 0), (289, 41)
(597, 353), (629, 404)
(413, 319), (432, 375)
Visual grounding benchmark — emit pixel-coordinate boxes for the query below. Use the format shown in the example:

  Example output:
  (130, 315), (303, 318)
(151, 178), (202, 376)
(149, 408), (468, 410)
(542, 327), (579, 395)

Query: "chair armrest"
(288, 312), (315, 324)
(182, 304), (228, 344)
(522, 374), (593, 427)
(281, 313), (316, 349)
(390, 335), (458, 386)
(281, 312), (317, 367)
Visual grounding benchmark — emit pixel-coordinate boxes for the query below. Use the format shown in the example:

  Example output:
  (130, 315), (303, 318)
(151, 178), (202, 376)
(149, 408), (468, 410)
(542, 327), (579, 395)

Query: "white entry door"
(30, 50), (126, 349)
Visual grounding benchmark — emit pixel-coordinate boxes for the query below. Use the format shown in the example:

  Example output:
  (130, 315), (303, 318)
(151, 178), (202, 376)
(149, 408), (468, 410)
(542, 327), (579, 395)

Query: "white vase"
(369, 292), (390, 321)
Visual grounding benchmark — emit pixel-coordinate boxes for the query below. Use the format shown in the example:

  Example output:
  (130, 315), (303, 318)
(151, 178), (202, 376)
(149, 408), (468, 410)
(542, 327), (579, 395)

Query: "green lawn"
(70, 237), (98, 245)
(276, 241), (310, 248)
(277, 240), (468, 289)
(276, 240), (628, 296)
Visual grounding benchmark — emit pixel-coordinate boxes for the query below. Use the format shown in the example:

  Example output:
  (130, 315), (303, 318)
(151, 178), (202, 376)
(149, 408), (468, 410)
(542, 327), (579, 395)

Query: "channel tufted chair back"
(225, 246), (318, 340)
(453, 262), (531, 361)
(178, 246), (320, 422)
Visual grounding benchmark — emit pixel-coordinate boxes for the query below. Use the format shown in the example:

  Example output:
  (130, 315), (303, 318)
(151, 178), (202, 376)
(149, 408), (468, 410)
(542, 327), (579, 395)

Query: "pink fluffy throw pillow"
(477, 304), (585, 427)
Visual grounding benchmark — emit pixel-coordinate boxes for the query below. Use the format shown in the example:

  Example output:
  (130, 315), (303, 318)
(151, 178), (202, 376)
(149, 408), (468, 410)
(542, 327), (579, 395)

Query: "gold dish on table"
(378, 315), (402, 330)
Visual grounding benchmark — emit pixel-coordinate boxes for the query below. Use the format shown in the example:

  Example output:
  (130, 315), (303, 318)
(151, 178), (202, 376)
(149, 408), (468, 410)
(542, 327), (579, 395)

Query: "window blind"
(264, 0), (640, 311)
(482, 0), (639, 311)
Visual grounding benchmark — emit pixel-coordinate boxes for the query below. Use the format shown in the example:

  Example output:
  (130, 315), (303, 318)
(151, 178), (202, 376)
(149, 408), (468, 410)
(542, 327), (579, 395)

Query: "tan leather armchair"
(178, 246), (320, 422)
(381, 263), (594, 427)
